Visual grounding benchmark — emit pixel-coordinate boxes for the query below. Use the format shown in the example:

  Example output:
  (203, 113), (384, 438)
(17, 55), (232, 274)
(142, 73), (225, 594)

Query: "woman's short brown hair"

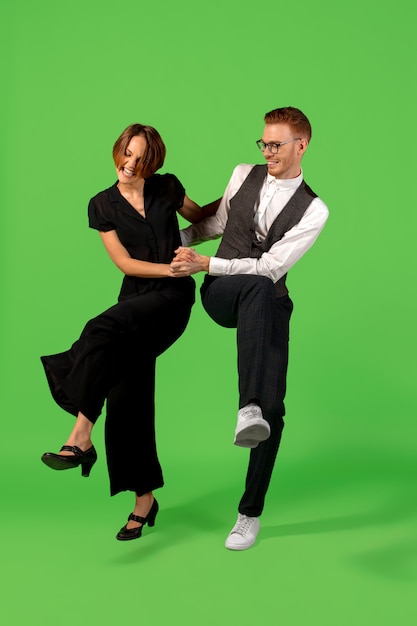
(112, 124), (166, 178)
(264, 107), (312, 141)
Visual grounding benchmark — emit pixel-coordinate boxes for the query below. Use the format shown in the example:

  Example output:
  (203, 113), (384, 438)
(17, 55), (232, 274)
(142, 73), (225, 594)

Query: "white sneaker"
(234, 404), (270, 448)
(225, 513), (260, 550)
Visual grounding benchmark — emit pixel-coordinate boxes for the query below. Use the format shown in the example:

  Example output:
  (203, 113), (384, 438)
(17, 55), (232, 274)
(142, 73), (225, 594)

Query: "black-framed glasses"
(256, 138), (301, 154)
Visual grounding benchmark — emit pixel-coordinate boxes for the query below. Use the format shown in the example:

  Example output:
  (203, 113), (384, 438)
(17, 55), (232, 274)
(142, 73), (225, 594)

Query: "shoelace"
(240, 406), (261, 421)
(231, 514), (256, 536)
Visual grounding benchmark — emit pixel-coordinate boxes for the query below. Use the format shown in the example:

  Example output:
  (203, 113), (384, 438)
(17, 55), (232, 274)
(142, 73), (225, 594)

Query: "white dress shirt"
(180, 164), (329, 284)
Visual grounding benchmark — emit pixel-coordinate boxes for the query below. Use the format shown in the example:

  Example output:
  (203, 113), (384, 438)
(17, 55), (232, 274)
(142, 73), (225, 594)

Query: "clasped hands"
(169, 247), (210, 277)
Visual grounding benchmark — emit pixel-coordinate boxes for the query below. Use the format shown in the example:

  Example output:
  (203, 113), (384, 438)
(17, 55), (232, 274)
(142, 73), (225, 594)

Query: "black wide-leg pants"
(41, 281), (195, 496)
(201, 274), (293, 517)
(105, 358), (162, 496)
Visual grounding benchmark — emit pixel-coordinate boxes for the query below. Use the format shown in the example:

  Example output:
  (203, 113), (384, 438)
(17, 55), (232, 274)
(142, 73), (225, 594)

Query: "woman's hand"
(170, 247), (210, 276)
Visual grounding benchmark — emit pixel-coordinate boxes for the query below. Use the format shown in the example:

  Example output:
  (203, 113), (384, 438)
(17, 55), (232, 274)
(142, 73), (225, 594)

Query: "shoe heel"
(81, 457), (96, 478)
(147, 499), (159, 527)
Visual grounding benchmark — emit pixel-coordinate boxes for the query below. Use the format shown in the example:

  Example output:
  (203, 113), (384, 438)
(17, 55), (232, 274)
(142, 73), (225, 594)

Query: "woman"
(41, 123), (205, 540)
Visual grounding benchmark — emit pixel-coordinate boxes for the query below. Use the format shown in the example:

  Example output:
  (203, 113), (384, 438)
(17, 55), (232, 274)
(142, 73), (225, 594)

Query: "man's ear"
(299, 138), (309, 155)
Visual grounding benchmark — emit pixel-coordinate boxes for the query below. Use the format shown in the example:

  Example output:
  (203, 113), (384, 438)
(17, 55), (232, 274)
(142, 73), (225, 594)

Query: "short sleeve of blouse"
(165, 174), (186, 210)
(88, 193), (116, 232)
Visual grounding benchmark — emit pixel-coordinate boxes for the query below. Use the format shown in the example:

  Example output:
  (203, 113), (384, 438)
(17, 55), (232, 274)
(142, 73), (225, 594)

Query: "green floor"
(3, 392), (416, 625)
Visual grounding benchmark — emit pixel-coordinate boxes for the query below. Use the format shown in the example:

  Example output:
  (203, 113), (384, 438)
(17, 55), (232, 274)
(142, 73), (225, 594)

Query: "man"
(171, 107), (329, 550)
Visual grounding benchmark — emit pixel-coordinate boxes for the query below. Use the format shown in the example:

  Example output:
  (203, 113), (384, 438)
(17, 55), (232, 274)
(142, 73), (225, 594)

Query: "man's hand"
(170, 247), (210, 276)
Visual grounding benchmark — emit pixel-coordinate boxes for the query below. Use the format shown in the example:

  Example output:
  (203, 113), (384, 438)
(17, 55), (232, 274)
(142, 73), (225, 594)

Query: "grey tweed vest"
(215, 164), (317, 297)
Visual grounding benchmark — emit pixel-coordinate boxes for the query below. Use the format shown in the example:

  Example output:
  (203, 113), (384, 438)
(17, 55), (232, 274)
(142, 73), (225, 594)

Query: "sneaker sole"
(225, 539), (257, 550)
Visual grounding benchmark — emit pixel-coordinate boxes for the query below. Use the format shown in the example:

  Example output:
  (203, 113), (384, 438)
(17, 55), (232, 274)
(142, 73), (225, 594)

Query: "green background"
(2, 0), (416, 624)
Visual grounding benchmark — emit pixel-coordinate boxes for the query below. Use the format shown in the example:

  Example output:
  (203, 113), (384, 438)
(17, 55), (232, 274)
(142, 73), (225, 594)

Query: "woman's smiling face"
(116, 134), (148, 184)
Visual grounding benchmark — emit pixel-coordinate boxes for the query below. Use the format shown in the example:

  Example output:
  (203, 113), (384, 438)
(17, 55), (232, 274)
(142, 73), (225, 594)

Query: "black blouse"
(88, 173), (193, 300)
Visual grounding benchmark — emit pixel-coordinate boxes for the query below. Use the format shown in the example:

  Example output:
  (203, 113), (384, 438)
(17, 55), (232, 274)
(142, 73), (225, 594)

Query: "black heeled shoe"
(116, 498), (159, 541)
(41, 445), (97, 477)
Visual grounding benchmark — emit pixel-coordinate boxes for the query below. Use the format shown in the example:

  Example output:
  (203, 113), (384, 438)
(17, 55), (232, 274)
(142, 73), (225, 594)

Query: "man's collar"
(266, 169), (303, 189)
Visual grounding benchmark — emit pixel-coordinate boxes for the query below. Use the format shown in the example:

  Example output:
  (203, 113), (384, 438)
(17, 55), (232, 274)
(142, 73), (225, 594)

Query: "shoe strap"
(60, 445), (83, 456)
(128, 513), (147, 524)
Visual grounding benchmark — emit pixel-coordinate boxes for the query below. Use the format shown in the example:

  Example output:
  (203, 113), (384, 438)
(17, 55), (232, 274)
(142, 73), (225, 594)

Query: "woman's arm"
(99, 230), (173, 278)
(178, 195), (222, 223)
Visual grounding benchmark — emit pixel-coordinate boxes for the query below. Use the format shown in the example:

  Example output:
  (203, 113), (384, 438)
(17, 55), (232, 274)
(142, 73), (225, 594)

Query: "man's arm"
(172, 197), (329, 280)
(180, 164), (253, 246)
(209, 197), (329, 282)
(180, 195), (227, 246)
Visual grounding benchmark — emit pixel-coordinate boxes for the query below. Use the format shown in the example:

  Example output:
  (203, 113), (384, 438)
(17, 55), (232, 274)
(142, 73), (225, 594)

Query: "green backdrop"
(2, 0), (416, 624)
